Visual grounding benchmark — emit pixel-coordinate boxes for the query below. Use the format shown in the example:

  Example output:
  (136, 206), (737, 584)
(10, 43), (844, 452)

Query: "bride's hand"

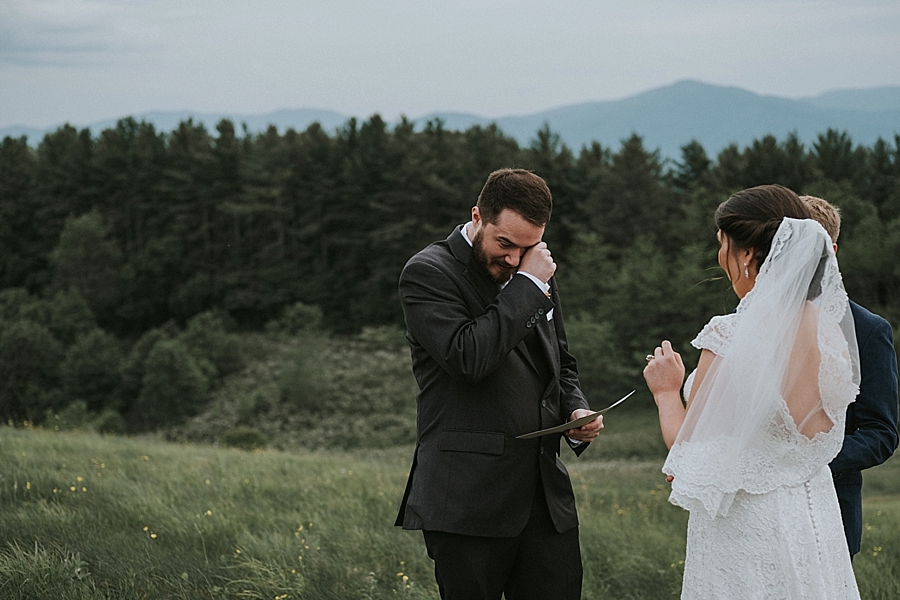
(643, 340), (685, 397)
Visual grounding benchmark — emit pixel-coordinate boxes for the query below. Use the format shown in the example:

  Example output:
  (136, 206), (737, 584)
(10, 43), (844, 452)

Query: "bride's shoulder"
(691, 313), (738, 356)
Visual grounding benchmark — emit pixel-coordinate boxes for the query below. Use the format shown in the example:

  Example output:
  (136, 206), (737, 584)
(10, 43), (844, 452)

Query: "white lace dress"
(676, 314), (860, 599)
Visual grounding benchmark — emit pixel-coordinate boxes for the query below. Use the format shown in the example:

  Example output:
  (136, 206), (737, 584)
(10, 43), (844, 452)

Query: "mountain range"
(3, 80), (899, 161)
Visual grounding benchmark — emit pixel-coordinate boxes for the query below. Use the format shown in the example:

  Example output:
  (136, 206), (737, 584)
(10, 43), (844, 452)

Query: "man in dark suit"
(803, 195), (899, 558)
(396, 168), (600, 599)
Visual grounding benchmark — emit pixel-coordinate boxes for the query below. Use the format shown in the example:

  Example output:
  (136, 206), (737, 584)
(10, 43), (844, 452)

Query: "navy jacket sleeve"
(830, 308), (899, 477)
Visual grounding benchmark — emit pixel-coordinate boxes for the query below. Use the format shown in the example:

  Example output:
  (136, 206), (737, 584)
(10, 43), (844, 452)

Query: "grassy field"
(1, 412), (898, 599)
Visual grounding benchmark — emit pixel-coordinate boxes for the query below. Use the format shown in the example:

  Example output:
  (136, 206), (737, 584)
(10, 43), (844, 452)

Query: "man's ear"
(471, 206), (481, 227)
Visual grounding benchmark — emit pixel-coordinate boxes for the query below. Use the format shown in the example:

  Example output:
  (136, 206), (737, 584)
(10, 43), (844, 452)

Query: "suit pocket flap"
(438, 430), (504, 455)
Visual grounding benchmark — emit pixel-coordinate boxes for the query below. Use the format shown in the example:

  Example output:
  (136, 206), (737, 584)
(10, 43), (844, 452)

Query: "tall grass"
(1, 415), (898, 599)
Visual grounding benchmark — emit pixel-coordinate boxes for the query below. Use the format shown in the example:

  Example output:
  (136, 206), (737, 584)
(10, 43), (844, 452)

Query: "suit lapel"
(448, 224), (500, 309)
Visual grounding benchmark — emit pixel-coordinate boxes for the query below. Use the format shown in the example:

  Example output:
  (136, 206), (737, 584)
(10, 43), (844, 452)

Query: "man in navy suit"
(396, 169), (600, 599)
(803, 195), (899, 558)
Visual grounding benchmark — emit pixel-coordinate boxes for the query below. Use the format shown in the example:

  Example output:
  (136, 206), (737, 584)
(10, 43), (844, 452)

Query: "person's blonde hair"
(800, 195), (841, 244)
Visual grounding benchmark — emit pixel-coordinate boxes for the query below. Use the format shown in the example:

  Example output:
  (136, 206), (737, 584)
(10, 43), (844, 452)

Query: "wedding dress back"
(664, 218), (860, 519)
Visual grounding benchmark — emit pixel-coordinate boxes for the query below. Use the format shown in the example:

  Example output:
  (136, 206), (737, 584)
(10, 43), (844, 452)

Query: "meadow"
(1, 412), (898, 599)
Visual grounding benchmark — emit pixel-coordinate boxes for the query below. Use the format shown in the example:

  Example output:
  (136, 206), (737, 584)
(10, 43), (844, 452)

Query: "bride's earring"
(744, 263), (749, 278)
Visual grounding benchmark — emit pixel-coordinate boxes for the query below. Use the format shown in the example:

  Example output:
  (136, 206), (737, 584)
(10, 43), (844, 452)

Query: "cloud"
(0, 0), (161, 66)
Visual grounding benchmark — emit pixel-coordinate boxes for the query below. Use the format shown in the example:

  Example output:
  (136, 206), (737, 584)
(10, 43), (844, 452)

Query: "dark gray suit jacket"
(395, 225), (590, 537)
(830, 300), (899, 556)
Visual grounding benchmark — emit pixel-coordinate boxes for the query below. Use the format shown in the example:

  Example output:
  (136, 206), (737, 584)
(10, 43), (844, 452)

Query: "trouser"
(422, 486), (582, 600)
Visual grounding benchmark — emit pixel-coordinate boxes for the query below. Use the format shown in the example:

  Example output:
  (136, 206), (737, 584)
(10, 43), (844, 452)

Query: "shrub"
(46, 400), (92, 431)
(60, 328), (122, 412)
(0, 288), (43, 322)
(265, 302), (323, 336)
(93, 408), (127, 435)
(565, 315), (625, 402)
(120, 325), (175, 411)
(179, 310), (243, 378)
(0, 288), (96, 345)
(221, 427), (268, 450)
(0, 319), (64, 420)
(43, 289), (97, 345)
(133, 339), (209, 429)
(278, 344), (326, 413)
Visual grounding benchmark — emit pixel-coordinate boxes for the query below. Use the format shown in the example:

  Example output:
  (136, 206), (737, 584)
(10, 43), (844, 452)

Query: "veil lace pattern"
(665, 219), (860, 518)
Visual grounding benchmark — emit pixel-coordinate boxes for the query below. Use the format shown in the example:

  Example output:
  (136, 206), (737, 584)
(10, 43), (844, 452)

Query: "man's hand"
(519, 242), (556, 284)
(565, 408), (602, 443)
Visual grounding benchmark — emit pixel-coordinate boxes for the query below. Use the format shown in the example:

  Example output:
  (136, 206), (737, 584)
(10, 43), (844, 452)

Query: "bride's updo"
(715, 184), (811, 272)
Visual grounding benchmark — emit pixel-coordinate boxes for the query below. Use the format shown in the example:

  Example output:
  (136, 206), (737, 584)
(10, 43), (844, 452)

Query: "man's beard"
(472, 229), (516, 285)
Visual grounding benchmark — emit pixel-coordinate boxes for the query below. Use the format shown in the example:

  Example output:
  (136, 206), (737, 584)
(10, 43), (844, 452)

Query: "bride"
(643, 184), (861, 598)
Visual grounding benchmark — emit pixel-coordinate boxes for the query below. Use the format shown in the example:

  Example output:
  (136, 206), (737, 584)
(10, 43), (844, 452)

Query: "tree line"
(1, 116), (898, 426)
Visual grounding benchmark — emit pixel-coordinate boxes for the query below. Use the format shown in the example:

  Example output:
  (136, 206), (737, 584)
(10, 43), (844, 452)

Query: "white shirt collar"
(460, 221), (474, 247)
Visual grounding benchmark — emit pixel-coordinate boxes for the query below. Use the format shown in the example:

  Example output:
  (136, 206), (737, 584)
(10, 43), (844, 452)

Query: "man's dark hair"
(476, 169), (553, 226)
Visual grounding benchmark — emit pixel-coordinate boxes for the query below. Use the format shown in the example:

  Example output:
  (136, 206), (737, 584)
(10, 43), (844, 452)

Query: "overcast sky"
(2, 0), (899, 129)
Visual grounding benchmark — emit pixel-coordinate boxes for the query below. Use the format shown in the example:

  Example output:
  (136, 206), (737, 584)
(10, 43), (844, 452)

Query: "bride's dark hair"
(715, 184), (811, 277)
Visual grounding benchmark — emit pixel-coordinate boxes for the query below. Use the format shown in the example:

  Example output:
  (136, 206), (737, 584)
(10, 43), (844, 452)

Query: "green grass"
(0, 427), (430, 599)
(1, 416), (898, 599)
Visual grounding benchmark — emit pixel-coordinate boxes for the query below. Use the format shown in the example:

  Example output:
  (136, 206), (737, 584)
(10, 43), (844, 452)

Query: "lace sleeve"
(691, 313), (738, 356)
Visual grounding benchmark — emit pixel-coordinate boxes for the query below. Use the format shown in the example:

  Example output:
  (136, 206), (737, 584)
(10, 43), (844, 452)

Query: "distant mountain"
(804, 86), (900, 113)
(417, 80), (900, 160)
(1, 125), (47, 141)
(3, 80), (899, 161)
(83, 108), (350, 138)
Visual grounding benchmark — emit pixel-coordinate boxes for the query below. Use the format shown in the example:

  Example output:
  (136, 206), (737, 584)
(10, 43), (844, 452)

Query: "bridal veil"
(664, 218), (861, 518)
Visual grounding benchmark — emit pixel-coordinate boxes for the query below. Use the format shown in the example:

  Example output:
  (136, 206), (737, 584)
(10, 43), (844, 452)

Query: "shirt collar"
(460, 221), (474, 247)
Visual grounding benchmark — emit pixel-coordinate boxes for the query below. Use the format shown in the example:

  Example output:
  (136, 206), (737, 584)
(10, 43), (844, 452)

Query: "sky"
(2, 0), (900, 129)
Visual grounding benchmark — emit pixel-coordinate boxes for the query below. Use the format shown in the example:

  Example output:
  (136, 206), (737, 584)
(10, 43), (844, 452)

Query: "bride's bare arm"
(643, 340), (687, 449)
(689, 349), (716, 408)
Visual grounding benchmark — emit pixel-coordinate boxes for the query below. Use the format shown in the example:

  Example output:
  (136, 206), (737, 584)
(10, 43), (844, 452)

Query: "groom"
(802, 195), (899, 557)
(395, 168), (600, 600)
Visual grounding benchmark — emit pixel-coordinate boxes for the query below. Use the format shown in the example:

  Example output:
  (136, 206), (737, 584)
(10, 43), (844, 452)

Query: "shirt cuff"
(517, 271), (550, 295)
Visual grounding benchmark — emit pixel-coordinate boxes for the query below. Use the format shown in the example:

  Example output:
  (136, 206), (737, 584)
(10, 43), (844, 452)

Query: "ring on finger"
(645, 354), (655, 362)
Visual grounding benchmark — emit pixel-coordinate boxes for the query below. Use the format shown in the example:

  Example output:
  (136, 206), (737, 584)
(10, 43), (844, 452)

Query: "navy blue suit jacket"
(829, 300), (899, 556)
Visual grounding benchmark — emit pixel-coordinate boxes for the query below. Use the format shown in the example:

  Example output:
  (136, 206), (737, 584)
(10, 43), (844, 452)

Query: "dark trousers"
(422, 487), (582, 600)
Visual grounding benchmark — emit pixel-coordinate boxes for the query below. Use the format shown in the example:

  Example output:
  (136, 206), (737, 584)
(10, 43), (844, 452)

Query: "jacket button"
(526, 322), (532, 328)
(538, 308), (544, 315)
(530, 316), (537, 324)
(541, 400), (547, 407)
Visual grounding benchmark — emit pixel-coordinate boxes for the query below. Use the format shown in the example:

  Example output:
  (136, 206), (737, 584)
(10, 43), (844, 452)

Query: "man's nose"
(504, 251), (523, 267)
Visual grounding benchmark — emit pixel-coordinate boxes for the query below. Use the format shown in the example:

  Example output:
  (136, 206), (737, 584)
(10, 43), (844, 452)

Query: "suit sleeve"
(399, 257), (554, 385)
(830, 317), (900, 477)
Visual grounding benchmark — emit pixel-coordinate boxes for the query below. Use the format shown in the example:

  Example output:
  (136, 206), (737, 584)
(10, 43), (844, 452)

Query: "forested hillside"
(1, 116), (898, 431)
